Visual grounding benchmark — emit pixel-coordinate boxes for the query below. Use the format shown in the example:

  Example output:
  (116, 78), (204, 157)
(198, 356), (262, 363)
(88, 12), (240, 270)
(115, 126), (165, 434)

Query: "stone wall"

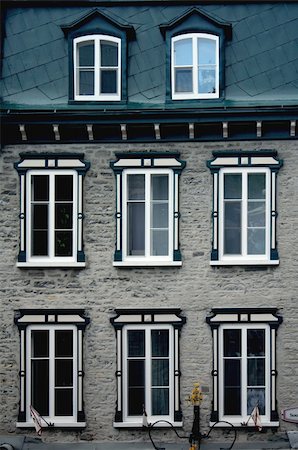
(0, 140), (297, 443)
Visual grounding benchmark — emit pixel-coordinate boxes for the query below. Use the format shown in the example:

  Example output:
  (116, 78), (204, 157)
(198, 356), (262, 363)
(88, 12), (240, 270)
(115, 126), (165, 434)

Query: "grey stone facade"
(0, 140), (297, 443)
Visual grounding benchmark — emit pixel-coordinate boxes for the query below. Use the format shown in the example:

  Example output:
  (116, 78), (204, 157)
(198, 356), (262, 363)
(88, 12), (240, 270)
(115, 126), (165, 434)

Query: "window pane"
(248, 201), (266, 227)
(152, 203), (168, 228)
(128, 360), (145, 386)
(151, 229), (168, 256)
(248, 173), (266, 199)
(32, 331), (49, 357)
(175, 69), (192, 92)
(224, 359), (241, 386)
(152, 360), (169, 386)
(78, 41), (94, 67)
(31, 360), (49, 416)
(198, 68), (216, 94)
(55, 388), (73, 416)
(55, 360), (73, 387)
(128, 330), (145, 357)
(128, 360), (145, 415)
(101, 69), (117, 94)
(32, 175), (49, 201)
(224, 174), (242, 199)
(55, 330), (73, 357)
(32, 231), (48, 256)
(224, 359), (241, 415)
(247, 229), (265, 255)
(151, 330), (169, 357)
(128, 175), (145, 200)
(55, 176), (73, 201)
(33, 204), (48, 230)
(224, 387), (241, 415)
(224, 202), (241, 228)
(247, 388), (265, 415)
(248, 359), (265, 386)
(152, 175), (168, 200)
(174, 38), (192, 65)
(55, 231), (72, 257)
(224, 330), (241, 357)
(55, 204), (73, 229)
(198, 38), (216, 65)
(128, 388), (144, 415)
(127, 203), (145, 256)
(247, 329), (265, 357)
(224, 202), (241, 255)
(152, 388), (169, 415)
(101, 41), (118, 67)
(79, 70), (94, 95)
(224, 228), (241, 255)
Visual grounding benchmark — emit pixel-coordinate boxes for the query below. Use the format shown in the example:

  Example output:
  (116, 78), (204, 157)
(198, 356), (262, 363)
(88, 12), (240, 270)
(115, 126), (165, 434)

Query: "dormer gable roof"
(160, 7), (232, 39)
(61, 8), (136, 40)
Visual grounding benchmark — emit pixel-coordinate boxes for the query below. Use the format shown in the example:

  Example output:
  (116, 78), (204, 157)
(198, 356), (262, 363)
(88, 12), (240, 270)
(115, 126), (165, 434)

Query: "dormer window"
(172, 33), (219, 100)
(74, 35), (121, 101)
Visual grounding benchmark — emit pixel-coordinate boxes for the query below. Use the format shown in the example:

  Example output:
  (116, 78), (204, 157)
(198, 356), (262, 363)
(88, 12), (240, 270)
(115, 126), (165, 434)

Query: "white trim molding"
(206, 308), (282, 427)
(207, 150), (283, 265)
(171, 33), (219, 100)
(110, 309), (186, 427)
(110, 152), (186, 266)
(74, 34), (121, 101)
(15, 309), (89, 428)
(14, 153), (90, 268)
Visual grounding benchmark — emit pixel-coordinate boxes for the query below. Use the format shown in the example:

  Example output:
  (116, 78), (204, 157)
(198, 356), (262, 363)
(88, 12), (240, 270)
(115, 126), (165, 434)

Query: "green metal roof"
(1, 2), (298, 110)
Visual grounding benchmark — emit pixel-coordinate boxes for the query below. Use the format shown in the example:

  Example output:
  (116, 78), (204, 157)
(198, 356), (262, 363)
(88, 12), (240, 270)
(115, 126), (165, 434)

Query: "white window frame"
(218, 167), (271, 264)
(122, 168), (174, 265)
(26, 170), (78, 266)
(25, 324), (78, 426)
(74, 34), (121, 101)
(171, 33), (219, 100)
(218, 324), (271, 426)
(122, 324), (174, 426)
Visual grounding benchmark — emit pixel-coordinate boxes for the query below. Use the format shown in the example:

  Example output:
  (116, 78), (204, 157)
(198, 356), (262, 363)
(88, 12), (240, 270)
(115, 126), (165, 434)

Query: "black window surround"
(110, 308), (186, 427)
(15, 309), (90, 428)
(206, 308), (283, 427)
(160, 7), (232, 104)
(61, 9), (135, 104)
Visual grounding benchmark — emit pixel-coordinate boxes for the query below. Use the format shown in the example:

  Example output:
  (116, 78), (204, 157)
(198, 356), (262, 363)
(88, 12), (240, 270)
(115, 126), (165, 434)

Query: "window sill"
(209, 421), (279, 428)
(113, 261), (182, 267)
(113, 421), (183, 428)
(17, 262), (86, 268)
(16, 422), (86, 428)
(210, 260), (279, 266)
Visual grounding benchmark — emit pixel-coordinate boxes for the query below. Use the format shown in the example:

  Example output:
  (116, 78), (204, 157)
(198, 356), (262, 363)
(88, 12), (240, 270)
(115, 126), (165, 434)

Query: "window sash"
(122, 169), (174, 261)
(123, 325), (174, 423)
(219, 324), (270, 422)
(172, 33), (219, 100)
(74, 35), (121, 101)
(219, 168), (270, 261)
(26, 170), (78, 262)
(26, 325), (77, 423)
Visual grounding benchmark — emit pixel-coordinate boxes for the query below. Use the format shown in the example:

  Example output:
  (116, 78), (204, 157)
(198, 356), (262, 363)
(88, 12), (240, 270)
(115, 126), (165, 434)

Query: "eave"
(1, 106), (298, 145)
(2, 0), (298, 4)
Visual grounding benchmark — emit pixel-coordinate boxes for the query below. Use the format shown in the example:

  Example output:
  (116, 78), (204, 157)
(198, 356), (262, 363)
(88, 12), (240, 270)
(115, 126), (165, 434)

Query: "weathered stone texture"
(0, 141), (297, 443)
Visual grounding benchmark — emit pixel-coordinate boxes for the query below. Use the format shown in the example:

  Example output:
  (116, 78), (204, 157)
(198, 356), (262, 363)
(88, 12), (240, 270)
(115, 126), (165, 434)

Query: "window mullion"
(95, 38), (100, 97)
(49, 174), (55, 259)
(242, 328), (247, 418)
(193, 37), (197, 95)
(145, 173), (151, 258)
(49, 328), (55, 419)
(146, 328), (151, 417)
(242, 172), (248, 257)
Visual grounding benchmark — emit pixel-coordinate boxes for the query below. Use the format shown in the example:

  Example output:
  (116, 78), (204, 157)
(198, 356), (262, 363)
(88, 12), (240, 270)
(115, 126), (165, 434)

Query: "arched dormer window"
(74, 35), (121, 101)
(172, 33), (219, 100)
